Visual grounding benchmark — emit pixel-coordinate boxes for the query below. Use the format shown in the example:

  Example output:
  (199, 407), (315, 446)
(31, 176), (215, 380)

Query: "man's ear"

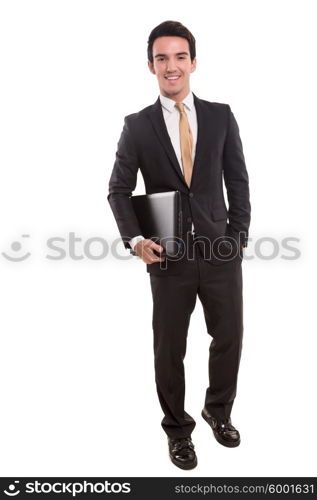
(191, 57), (197, 73)
(148, 61), (156, 75)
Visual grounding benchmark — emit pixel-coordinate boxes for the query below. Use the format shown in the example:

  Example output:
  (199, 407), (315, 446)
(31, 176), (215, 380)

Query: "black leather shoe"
(168, 436), (197, 470)
(202, 408), (240, 447)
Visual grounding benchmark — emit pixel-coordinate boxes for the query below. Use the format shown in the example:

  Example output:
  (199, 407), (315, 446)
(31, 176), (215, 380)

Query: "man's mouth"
(164, 75), (181, 80)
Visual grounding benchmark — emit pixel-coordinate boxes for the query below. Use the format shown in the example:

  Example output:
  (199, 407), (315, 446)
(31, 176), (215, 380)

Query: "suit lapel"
(147, 94), (206, 189)
(148, 97), (187, 186)
(191, 93), (204, 189)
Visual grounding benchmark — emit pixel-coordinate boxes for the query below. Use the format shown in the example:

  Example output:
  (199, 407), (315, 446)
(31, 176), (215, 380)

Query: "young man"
(108, 21), (251, 470)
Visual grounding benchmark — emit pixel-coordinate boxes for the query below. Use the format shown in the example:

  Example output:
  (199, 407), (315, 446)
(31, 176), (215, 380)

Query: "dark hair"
(147, 20), (196, 63)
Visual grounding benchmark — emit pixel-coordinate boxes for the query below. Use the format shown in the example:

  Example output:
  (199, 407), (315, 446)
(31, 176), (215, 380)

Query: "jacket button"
(187, 217), (192, 223)
(189, 192), (194, 198)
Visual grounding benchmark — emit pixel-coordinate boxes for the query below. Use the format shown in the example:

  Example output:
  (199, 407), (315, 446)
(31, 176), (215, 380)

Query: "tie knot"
(175, 102), (185, 113)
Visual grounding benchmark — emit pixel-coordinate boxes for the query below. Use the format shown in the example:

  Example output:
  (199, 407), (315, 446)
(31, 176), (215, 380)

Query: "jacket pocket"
(211, 206), (228, 221)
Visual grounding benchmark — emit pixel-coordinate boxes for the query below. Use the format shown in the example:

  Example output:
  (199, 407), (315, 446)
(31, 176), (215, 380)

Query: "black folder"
(130, 190), (182, 257)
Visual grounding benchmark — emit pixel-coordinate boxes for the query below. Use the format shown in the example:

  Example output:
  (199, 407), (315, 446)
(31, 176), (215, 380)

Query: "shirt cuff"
(129, 235), (144, 251)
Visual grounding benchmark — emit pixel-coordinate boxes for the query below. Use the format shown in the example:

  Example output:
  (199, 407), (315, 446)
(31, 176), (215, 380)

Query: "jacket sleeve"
(223, 105), (251, 247)
(107, 116), (143, 249)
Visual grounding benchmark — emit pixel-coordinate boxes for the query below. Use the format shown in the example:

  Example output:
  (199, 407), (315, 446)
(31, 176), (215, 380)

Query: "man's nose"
(166, 59), (177, 72)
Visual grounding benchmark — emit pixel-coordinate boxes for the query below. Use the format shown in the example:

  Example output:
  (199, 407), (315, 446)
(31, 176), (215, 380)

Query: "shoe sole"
(201, 410), (241, 448)
(169, 454), (198, 470)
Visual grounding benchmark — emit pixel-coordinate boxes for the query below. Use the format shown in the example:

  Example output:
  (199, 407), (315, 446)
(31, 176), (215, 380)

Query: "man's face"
(148, 36), (196, 102)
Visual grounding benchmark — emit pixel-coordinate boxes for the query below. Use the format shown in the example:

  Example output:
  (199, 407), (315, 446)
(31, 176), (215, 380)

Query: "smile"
(165, 76), (181, 80)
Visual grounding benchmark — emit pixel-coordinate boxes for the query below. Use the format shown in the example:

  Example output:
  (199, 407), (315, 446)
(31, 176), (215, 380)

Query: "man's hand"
(134, 239), (165, 264)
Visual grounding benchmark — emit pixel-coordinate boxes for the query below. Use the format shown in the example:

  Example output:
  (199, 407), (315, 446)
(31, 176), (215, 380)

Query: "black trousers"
(149, 233), (243, 439)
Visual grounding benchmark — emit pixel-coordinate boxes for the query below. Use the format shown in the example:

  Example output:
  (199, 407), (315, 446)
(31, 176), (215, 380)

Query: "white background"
(1, 0), (316, 477)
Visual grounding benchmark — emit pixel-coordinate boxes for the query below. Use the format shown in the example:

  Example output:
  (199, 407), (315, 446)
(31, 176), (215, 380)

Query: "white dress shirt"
(160, 91), (197, 170)
(129, 91), (198, 250)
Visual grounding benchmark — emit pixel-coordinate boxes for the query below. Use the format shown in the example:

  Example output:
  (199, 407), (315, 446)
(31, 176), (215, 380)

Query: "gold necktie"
(175, 102), (193, 188)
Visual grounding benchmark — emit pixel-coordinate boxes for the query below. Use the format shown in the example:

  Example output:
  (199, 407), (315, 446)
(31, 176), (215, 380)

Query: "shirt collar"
(159, 91), (194, 113)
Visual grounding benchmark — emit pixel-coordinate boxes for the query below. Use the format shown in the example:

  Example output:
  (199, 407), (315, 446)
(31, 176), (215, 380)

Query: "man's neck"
(160, 89), (191, 103)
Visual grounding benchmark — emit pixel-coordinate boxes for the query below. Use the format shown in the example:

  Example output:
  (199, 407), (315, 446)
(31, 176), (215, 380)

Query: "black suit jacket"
(108, 93), (251, 274)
